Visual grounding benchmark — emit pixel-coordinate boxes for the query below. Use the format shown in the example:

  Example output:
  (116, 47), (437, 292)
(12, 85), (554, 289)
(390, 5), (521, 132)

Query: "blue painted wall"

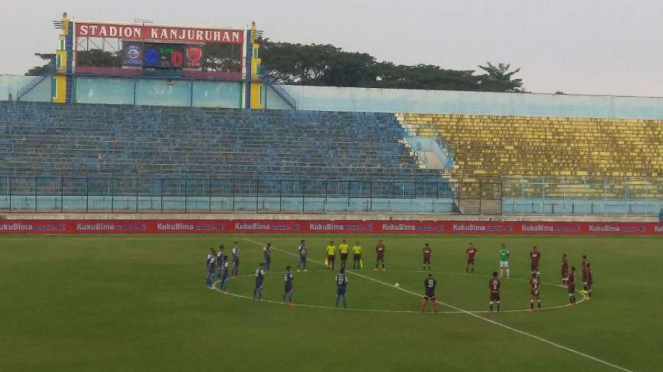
(280, 85), (663, 120)
(192, 81), (242, 108)
(76, 77), (133, 105)
(5, 74), (663, 120)
(135, 79), (191, 107)
(0, 75), (51, 102)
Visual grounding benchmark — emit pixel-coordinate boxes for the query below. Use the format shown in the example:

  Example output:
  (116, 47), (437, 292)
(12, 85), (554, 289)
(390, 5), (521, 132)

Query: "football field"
(1, 234), (661, 372)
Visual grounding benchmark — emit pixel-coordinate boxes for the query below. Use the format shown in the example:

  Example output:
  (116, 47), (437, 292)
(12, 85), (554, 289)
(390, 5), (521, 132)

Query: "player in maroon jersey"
(529, 273), (541, 310)
(422, 243), (432, 271)
(489, 272), (501, 312)
(567, 266), (577, 305)
(561, 253), (569, 286)
(585, 263), (594, 299)
(581, 255), (590, 291)
(375, 240), (386, 271)
(529, 246), (541, 276)
(421, 273), (438, 313)
(465, 243), (478, 274)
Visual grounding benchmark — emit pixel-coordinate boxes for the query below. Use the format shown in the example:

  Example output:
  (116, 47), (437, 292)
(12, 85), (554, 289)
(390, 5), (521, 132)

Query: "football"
(394, 283), (400, 288)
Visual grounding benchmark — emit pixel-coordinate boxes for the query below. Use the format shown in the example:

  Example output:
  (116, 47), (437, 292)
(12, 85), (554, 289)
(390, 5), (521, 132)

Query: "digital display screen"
(121, 42), (204, 70)
(143, 43), (185, 68)
(122, 43), (143, 66)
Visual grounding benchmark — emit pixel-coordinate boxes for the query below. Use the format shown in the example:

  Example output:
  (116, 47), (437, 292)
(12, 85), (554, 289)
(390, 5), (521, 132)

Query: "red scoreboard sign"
(75, 22), (244, 44)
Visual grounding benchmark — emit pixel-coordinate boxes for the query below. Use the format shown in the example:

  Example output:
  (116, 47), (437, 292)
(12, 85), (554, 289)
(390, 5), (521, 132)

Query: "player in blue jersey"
(231, 242), (240, 276)
(263, 243), (272, 271)
(253, 263), (266, 300)
(335, 268), (349, 309)
(206, 248), (216, 287)
(283, 266), (294, 306)
(216, 245), (225, 279)
(220, 255), (230, 292)
(297, 240), (307, 272)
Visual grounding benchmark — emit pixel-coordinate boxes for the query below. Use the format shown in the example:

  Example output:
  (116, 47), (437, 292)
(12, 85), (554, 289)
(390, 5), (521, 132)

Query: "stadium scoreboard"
(122, 42), (204, 69)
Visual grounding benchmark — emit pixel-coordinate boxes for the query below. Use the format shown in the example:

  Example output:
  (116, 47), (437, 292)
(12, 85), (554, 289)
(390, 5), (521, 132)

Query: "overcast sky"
(4, 0), (663, 96)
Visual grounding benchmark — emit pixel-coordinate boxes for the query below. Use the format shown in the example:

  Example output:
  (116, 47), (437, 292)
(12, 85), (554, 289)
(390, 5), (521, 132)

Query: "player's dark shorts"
(353, 254), (361, 261)
(531, 264), (539, 271)
(582, 271), (588, 282)
(264, 254), (271, 263)
(337, 287), (347, 296)
(561, 269), (568, 278)
(299, 256), (306, 263)
(340, 253), (348, 261)
(233, 257), (240, 265)
(285, 284), (293, 293)
(328, 255), (336, 262)
(255, 280), (263, 288)
(585, 280), (593, 290)
(567, 283), (575, 294)
(467, 258), (475, 265)
(424, 290), (436, 300)
(424, 257), (431, 264)
(490, 291), (500, 302)
(531, 289), (540, 297)
(376, 255), (385, 262)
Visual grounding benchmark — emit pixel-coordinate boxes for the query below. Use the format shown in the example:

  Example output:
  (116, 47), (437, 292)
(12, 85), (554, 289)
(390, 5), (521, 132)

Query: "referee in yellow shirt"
(352, 241), (363, 270)
(325, 241), (337, 271)
(339, 239), (350, 269)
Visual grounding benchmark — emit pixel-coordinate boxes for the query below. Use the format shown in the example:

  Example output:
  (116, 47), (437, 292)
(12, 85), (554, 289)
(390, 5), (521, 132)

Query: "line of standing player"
(205, 240), (347, 308)
(205, 240), (594, 312)
(324, 239), (385, 271)
(460, 243), (594, 312)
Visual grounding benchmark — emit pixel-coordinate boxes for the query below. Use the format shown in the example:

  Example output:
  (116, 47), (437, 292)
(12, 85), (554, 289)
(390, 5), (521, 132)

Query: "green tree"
(261, 40), (525, 93)
(25, 53), (55, 76)
(76, 49), (121, 67)
(372, 63), (480, 91)
(204, 44), (242, 72)
(477, 62), (525, 92)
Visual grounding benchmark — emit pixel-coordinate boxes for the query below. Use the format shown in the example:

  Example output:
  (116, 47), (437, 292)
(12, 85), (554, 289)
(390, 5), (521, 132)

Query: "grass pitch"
(1, 234), (661, 372)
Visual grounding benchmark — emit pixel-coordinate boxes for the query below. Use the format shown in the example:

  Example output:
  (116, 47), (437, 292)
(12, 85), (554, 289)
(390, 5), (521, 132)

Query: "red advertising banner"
(0, 220), (661, 235)
(74, 22), (244, 44)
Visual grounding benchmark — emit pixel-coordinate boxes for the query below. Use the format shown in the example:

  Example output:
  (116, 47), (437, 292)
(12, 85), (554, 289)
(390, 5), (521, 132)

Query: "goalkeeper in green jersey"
(499, 244), (510, 279)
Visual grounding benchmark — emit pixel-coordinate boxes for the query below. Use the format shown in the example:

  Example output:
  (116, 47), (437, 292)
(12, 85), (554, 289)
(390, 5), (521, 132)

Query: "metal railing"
(0, 176), (460, 214)
(0, 175), (660, 215)
(17, 60), (56, 101)
(260, 69), (297, 110)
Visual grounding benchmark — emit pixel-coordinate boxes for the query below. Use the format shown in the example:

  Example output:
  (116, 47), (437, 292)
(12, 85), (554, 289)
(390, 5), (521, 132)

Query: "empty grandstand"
(0, 102), (437, 179)
(398, 113), (663, 179)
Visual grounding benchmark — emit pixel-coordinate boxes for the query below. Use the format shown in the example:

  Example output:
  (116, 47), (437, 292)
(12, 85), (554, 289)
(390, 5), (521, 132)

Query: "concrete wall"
(0, 75), (243, 108)
(0, 75), (52, 102)
(6, 74), (663, 119)
(281, 85), (663, 120)
(75, 76), (242, 108)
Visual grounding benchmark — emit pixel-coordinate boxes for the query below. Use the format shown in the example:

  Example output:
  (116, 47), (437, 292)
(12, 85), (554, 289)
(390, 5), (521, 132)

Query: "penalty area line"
(242, 238), (634, 372)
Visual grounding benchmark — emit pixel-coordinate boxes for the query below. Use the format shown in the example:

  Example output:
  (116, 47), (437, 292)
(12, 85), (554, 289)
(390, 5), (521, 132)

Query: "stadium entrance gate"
(456, 181), (503, 215)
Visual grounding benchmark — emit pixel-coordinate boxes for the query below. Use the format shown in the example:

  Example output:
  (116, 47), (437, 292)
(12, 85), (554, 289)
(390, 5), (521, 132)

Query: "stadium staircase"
(16, 61), (55, 101)
(262, 77), (297, 110)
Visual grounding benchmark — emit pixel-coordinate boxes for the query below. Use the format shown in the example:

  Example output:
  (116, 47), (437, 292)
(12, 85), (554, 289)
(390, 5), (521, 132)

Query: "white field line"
(241, 238), (634, 372)
(211, 282), (435, 314)
(240, 239), (584, 313)
(214, 266), (582, 314)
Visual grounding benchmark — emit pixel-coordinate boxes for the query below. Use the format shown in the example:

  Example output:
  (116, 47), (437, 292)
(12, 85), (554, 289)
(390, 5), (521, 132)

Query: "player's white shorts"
(500, 261), (509, 269)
